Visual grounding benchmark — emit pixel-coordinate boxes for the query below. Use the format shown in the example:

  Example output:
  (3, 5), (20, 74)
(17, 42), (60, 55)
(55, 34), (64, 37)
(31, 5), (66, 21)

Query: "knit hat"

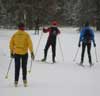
(18, 23), (25, 28)
(85, 21), (89, 27)
(51, 21), (58, 26)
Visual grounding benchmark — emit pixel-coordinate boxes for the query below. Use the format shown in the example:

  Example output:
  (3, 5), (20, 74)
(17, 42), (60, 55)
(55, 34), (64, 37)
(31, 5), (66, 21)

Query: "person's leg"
(22, 53), (28, 80)
(34, 26), (37, 34)
(22, 53), (28, 87)
(81, 43), (86, 64)
(87, 43), (92, 64)
(14, 54), (21, 86)
(51, 42), (56, 63)
(37, 27), (39, 34)
(42, 41), (51, 61)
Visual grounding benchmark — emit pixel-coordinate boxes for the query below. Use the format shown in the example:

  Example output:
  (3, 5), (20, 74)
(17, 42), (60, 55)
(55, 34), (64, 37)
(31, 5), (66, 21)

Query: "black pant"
(44, 40), (56, 61)
(81, 43), (92, 63)
(14, 53), (28, 81)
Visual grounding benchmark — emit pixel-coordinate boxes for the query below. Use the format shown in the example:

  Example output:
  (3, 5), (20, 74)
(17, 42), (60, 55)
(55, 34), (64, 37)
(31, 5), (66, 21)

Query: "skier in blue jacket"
(78, 21), (96, 66)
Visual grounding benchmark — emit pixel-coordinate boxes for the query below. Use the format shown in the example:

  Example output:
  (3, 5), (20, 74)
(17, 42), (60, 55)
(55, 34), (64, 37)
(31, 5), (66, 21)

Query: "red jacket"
(43, 27), (60, 40)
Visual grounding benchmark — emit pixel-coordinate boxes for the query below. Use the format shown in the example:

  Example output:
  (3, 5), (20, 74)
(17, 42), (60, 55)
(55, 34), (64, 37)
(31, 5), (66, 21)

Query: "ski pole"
(95, 47), (98, 62)
(28, 31), (43, 73)
(5, 58), (13, 79)
(28, 58), (33, 73)
(58, 37), (64, 61)
(34, 31), (43, 59)
(73, 47), (80, 62)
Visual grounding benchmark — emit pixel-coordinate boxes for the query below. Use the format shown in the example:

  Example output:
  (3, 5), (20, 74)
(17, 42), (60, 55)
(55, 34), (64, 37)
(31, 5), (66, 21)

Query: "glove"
(78, 43), (81, 47)
(10, 53), (14, 58)
(31, 52), (35, 60)
(94, 43), (96, 47)
(43, 28), (46, 32)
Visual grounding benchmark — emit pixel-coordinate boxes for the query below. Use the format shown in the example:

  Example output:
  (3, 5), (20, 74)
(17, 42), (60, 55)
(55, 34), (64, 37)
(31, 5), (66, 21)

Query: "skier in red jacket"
(41, 21), (60, 63)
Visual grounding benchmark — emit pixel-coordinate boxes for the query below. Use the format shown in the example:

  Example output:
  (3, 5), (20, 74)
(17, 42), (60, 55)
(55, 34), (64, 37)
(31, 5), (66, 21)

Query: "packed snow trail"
(0, 28), (100, 96)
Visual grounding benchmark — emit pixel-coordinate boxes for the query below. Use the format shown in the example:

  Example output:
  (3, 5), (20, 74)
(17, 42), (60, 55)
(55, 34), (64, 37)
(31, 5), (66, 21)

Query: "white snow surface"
(0, 27), (100, 96)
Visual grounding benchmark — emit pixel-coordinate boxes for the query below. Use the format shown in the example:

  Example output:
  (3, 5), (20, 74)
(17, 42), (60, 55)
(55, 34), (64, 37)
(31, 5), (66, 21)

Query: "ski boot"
(23, 80), (27, 87)
(52, 59), (56, 63)
(52, 56), (56, 63)
(89, 62), (93, 67)
(14, 81), (18, 87)
(41, 58), (46, 62)
(79, 61), (84, 67)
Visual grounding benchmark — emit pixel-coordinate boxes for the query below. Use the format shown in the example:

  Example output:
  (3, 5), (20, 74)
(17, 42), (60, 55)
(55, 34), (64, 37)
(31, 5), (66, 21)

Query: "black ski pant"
(14, 53), (28, 82)
(44, 41), (56, 62)
(81, 43), (92, 63)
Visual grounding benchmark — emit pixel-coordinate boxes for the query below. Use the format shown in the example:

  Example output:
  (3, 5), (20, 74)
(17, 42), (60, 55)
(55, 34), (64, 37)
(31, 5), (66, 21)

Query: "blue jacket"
(79, 27), (95, 44)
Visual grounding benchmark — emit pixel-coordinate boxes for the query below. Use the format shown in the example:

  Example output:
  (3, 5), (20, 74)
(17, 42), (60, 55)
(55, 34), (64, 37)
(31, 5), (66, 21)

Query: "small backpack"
(83, 29), (91, 43)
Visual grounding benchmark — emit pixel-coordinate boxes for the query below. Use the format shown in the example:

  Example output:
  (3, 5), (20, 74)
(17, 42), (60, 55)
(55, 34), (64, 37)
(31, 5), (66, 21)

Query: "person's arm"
(9, 35), (14, 58)
(57, 28), (60, 35)
(43, 27), (51, 33)
(90, 29), (96, 47)
(27, 34), (35, 60)
(78, 28), (84, 47)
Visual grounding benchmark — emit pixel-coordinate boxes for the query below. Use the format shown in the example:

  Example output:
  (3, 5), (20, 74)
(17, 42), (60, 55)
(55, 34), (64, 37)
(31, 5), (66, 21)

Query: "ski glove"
(10, 53), (14, 58)
(43, 28), (46, 32)
(31, 52), (35, 60)
(78, 43), (81, 47)
(94, 43), (96, 47)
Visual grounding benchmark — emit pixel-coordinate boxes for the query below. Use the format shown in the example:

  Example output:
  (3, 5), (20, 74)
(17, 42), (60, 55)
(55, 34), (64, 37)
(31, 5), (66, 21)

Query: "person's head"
(18, 22), (25, 30)
(51, 21), (58, 26)
(85, 21), (89, 27)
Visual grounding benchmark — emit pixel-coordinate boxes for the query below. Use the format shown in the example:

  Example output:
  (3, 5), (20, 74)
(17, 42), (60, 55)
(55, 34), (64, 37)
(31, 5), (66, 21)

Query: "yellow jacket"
(9, 30), (34, 55)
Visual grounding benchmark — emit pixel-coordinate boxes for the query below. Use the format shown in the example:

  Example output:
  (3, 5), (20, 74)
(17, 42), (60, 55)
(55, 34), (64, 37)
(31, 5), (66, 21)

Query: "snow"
(0, 27), (100, 96)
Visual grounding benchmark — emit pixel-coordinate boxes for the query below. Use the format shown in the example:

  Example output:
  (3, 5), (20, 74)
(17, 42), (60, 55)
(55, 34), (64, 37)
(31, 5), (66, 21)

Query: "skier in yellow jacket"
(9, 23), (34, 87)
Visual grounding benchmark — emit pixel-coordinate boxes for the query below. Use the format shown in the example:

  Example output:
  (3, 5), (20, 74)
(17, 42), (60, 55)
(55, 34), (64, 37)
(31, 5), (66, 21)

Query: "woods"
(0, 0), (100, 30)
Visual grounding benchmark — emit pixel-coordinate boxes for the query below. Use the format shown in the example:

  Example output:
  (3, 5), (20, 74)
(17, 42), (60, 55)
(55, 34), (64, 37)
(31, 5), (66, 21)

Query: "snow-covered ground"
(0, 27), (100, 96)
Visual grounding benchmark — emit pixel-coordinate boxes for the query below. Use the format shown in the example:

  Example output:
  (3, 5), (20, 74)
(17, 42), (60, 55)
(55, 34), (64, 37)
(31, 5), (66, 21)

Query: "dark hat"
(85, 21), (89, 27)
(18, 23), (25, 28)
